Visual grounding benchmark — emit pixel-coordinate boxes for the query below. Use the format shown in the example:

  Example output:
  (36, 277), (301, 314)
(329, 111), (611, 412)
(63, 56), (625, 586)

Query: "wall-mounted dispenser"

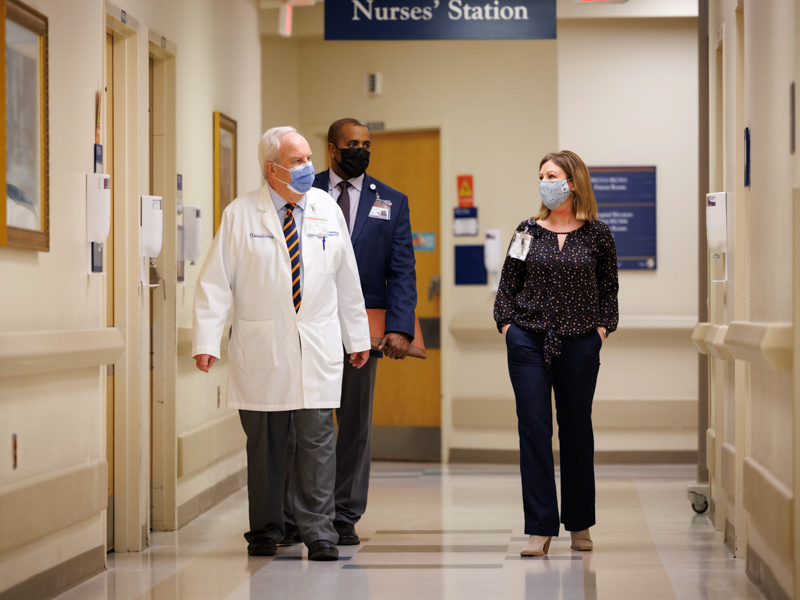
(706, 192), (727, 283)
(182, 205), (202, 264)
(140, 195), (163, 287)
(484, 228), (502, 292)
(87, 173), (111, 273)
(87, 174), (111, 243)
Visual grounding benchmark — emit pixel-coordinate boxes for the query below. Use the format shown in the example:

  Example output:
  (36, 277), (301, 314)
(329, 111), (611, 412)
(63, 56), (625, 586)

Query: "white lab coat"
(192, 184), (370, 411)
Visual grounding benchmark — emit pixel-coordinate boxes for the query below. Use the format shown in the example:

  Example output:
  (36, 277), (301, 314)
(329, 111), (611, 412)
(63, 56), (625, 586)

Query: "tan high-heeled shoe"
(570, 529), (593, 551)
(520, 535), (552, 556)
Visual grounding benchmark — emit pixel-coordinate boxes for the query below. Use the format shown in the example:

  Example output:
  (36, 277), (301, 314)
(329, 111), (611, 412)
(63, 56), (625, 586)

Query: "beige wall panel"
(0, 329), (123, 379)
(742, 457), (793, 561)
(0, 372), (104, 486)
(0, 514), (103, 593)
(558, 18), (699, 318)
(261, 37), (301, 134)
(749, 368), (793, 486)
(176, 450), (247, 508)
(744, 2), (793, 324)
(0, 460), (107, 555)
(0, 0), (263, 593)
(177, 413), (246, 479)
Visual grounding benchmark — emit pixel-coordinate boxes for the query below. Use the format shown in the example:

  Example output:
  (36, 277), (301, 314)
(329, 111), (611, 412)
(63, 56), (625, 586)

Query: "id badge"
(508, 232), (531, 261)
(305, 219), (327, 237)
(369, 202), (391, 220)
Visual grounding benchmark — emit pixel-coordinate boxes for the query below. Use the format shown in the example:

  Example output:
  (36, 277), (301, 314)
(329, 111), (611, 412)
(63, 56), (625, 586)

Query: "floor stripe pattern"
(54, 463), (766, 600)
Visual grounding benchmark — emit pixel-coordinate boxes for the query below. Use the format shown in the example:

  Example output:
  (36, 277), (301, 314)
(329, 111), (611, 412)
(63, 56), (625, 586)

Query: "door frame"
(106, 4), (148, 552)
(148, 31), (178, 532)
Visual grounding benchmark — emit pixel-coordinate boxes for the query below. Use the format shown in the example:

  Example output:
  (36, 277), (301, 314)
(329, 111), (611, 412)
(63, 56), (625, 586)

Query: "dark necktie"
(283, 204), (301, 312)
(337, 181), (351, 232)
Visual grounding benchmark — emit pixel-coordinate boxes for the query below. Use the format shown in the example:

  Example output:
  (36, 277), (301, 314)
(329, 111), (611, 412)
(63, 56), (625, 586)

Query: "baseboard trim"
(747, 544), (792, 600)
(452, 397), (698, 431)
(177, 468), (247, 529)
(447, 449), (697, 465)
(371, 426), (440, 461)
(725, 520), (736, 556)
(0, 545), (104, 600)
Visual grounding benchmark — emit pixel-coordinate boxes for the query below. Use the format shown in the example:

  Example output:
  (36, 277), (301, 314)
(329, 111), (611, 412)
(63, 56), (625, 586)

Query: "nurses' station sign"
(324, 0), (556, 40)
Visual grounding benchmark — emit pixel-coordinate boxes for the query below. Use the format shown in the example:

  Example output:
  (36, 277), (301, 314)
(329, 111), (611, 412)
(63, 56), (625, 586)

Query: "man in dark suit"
(282, 118), (417, 546)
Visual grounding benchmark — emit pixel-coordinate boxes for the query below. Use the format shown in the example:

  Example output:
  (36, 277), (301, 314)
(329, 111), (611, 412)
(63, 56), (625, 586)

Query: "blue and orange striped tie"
(283, 204), (301, 312)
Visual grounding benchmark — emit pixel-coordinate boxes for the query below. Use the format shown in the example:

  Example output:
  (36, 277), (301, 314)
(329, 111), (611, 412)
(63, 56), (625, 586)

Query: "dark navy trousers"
(505, 325), (602, 536)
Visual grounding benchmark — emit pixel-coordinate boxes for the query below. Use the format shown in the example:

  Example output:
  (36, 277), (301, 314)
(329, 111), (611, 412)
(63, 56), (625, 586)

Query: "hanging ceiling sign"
(324, 0), (556, 40)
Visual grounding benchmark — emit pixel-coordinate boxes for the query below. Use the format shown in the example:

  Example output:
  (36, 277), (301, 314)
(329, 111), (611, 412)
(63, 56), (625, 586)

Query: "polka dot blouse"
(493, 218), (619, 365)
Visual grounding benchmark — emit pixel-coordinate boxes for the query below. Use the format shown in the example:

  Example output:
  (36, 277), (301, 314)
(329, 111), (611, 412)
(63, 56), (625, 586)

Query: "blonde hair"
(535, 150), (597, 221)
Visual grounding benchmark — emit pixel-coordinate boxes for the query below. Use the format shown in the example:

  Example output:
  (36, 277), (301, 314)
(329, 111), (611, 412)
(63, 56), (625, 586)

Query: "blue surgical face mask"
(275, 161), (315, 195)
(539, 179), (572, 210)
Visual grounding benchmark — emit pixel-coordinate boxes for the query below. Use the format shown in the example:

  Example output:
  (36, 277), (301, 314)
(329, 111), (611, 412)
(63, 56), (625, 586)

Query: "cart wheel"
(691, 496), (709, 514)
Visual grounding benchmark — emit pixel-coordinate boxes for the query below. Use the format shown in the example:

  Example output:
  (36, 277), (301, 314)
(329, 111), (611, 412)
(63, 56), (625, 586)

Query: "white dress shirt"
(328, 169), (365, 234)
(268, 183), (306, 291)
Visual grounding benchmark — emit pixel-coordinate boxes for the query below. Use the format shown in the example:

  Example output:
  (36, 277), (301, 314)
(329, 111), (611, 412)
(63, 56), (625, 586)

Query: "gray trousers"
(286, 352), (379, 525)
(240, 408), (338, 546)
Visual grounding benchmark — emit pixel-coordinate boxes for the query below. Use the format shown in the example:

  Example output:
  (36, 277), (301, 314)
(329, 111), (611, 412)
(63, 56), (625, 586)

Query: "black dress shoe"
(308, 539), (339, 561)
(279, 523), (302, 546)
(333, 521), (360, 546)
(247, 538), (277, 556)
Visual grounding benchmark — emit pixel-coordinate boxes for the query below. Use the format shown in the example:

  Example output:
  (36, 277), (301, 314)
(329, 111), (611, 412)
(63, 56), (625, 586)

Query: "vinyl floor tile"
(53, 462), (766, 600)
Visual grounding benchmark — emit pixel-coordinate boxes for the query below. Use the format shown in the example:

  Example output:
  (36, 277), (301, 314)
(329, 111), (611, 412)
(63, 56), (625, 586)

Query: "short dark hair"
(328, 118), (368, 145)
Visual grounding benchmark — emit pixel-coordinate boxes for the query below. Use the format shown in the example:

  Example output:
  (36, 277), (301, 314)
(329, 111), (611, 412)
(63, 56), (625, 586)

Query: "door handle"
(428, 274), (440, 301)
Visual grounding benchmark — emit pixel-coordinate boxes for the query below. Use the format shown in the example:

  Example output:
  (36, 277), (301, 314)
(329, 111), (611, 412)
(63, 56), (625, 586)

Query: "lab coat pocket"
(236, 318), (277, 369)
(318, 316), (344, 365)
(319, 235), (339, 275)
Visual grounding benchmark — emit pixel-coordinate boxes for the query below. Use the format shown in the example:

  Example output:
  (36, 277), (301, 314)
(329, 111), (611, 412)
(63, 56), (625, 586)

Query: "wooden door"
(366, 129), (441, 459)
(105, 31), (115, 551)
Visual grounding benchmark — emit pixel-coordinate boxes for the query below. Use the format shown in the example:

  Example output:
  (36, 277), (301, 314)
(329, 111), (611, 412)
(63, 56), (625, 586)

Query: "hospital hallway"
(54, 462), (765, 600)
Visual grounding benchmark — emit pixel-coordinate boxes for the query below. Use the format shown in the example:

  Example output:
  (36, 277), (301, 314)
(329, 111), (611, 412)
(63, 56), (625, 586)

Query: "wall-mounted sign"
(590, 166), (656, 270)
(453, 207), (478, 236)
(325, 0), (556, 40)
(457, 174), (474, 207)
(412, 231), (436, 251)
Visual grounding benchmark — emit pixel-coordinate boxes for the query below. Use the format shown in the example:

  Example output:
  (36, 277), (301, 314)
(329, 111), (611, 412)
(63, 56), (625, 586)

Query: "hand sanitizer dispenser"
(182, 205), (202, 264)
(87, 174), (111, 243)
(706, 192), (727, 283)
(141, 195), (163, 286)
(484, 229), (502, 292)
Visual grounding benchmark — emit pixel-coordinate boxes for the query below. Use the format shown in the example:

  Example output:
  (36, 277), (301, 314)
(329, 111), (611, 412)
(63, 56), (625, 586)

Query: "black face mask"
(336, 147), (370, 178)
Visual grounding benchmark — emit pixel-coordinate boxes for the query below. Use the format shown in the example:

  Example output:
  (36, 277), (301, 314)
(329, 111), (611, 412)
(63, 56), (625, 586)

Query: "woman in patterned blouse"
(494, 150), (619, 557)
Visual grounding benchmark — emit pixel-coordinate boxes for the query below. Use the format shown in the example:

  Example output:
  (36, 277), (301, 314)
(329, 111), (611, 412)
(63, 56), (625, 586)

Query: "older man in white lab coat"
(192, 126), (370, 561)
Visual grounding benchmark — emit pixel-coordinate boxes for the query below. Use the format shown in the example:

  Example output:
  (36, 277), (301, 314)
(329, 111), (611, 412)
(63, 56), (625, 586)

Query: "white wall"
(0, 0), (261, 595)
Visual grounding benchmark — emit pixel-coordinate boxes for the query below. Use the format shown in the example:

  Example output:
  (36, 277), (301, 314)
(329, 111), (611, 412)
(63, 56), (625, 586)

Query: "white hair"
(258, 126), (297, 179)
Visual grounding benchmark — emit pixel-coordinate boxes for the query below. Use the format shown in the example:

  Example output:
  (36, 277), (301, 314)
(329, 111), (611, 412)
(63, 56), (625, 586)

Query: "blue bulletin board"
(590, 167), (657, 270)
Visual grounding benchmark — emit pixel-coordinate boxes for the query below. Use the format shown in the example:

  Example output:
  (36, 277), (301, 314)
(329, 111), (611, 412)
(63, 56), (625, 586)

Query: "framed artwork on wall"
(2, 0), (49, 251)
(213, 112), (236, 235)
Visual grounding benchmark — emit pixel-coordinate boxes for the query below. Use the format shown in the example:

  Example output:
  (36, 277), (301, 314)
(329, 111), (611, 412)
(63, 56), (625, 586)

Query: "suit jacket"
(192, 184), (370, 411)
(314, 171), (417, 351)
